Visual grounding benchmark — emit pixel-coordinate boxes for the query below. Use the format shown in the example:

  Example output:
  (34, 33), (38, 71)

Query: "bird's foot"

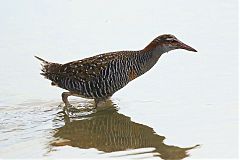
(62, 103), (71, 116)
(62, 102), (96, 117)
(94, 98), (114, 111)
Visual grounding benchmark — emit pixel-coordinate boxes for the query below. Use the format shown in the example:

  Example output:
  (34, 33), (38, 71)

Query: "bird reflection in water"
(51, 100), (199, 159)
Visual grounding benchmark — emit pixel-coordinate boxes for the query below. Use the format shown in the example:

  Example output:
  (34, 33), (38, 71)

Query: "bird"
(35, 34), (197, 108)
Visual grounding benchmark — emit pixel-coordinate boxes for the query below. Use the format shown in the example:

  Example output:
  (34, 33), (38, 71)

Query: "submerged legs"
(62, 92), (110, 110)
(94, 98), (109, 108)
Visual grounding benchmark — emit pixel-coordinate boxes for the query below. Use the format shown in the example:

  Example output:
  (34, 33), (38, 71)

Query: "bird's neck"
(140, 48), (162, 73)
(126, 43), (172, 79)
(139, 42), (174, 72)
(131, 47), (164, 78)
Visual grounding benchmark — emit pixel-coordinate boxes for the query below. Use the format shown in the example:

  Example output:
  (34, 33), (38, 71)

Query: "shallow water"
(0, 100), (200, 159)
(0, 0), (238, 159)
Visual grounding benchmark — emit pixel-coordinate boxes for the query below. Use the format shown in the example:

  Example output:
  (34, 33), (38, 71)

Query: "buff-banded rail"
(35, 34), (197, 108)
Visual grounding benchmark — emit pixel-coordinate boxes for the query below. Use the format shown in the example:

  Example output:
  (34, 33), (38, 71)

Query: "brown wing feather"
(59, 52), (122, 81)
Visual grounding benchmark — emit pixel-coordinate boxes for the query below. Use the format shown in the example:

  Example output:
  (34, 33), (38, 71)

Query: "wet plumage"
(36, 34), (197, 107)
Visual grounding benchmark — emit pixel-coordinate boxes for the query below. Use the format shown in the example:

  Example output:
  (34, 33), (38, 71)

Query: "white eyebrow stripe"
(166, 37), (175, 41)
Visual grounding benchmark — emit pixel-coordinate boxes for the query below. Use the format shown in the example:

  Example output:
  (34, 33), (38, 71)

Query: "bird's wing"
(59, 52), (121, 82)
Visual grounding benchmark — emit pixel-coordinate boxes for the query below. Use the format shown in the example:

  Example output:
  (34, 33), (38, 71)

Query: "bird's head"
(143, 34), (197, 53)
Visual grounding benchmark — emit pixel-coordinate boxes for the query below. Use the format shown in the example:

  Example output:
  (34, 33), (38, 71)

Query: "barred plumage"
(36, 34), (197, 107)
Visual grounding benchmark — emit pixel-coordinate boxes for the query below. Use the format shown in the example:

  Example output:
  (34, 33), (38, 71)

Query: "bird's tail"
(35, 56), (50, 65)
(35, 55), (61, 77)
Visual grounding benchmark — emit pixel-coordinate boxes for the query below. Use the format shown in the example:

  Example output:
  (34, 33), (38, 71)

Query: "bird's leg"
(94, 99), (99, 109)
(62, 92), (72, 107)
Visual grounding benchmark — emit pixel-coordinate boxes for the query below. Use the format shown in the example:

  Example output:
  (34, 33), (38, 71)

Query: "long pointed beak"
(178, 40), (197, 52)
